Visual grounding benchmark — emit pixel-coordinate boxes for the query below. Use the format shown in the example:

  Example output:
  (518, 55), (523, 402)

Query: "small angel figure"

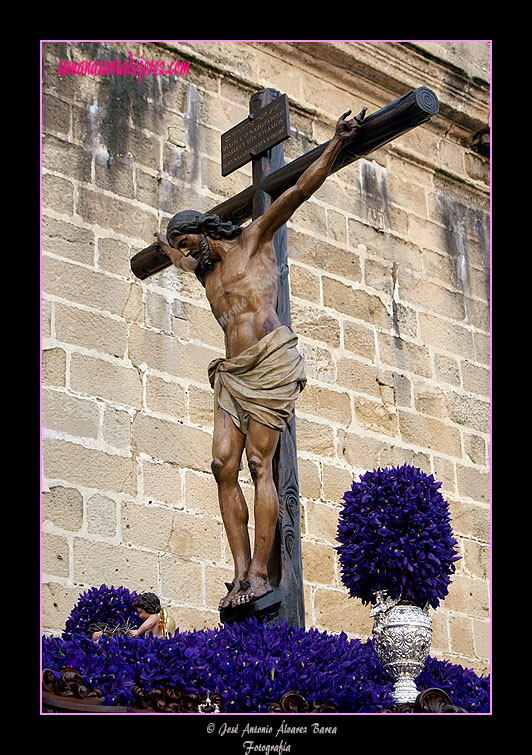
(128, 593), (164, 638)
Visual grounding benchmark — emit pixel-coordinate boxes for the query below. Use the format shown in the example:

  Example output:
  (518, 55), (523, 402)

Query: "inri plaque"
(221, 93), (290, 176)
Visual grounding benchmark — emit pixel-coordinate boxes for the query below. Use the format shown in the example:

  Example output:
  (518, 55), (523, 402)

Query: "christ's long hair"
(167, 210), (243, 244)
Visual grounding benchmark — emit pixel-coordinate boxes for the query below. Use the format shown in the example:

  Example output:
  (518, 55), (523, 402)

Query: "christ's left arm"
(247, 107), (367, 244)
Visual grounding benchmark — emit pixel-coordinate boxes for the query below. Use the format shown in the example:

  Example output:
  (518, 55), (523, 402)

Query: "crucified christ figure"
(156, 107), (367, 610)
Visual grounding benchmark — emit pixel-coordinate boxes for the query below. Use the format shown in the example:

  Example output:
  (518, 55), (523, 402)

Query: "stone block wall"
(41, 41), (490, 675)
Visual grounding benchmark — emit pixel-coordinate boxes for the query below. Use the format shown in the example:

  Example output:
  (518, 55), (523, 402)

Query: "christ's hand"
(155, 232), (197, 272)
(335, 107), (367, 142)
(155, 232), (180, 257)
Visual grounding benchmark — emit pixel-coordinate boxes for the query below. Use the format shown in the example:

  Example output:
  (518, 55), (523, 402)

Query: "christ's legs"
(232, 418), (280, 606)
(211, 407), (249, 610)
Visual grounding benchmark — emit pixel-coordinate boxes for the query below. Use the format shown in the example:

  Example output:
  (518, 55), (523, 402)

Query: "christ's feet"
(218, 580), (241, 611)
(231, 575), (272, 607)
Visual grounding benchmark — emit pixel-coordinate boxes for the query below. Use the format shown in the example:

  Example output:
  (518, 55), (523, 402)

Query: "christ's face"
(167, 232), (201, 255)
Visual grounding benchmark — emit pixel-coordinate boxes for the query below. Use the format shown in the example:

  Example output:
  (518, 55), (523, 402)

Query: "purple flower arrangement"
(44, 572), (490, 713)
(42, 615), (490, 712)
(336, 464), (461, 609)
(63, 584), (142, 637)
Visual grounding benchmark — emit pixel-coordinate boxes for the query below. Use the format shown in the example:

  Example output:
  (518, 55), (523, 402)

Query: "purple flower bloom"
(64, 584), (142, 638)
(336, 464), (461, 608)
(416, 655), (490, 713)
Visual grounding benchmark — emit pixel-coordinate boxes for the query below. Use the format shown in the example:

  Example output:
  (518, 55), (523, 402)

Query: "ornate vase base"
(387, 672), (422, 705)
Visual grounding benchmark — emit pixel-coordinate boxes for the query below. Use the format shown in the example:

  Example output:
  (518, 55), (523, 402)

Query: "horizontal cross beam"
(131, 86), (439, 280)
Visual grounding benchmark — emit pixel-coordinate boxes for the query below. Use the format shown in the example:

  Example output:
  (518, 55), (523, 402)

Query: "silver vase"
(371, 591), (432, 704)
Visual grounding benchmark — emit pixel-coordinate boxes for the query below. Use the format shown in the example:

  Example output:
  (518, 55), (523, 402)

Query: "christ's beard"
(196, 234), (213, 271)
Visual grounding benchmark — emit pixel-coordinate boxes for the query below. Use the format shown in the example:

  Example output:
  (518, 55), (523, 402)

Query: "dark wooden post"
(248, 88), (305, 628)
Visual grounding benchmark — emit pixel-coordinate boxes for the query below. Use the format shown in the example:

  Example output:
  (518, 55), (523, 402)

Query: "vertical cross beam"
(249, 88), (305, 628)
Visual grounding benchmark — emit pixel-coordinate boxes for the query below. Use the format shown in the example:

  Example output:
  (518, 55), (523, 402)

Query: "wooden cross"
(131, 85), (439, 628)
